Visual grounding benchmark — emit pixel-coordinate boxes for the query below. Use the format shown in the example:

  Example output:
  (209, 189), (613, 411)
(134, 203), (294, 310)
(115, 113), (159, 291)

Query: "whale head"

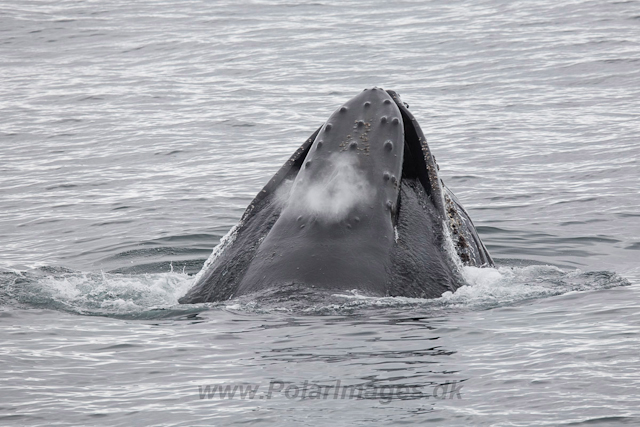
(178, 88), (493, 303)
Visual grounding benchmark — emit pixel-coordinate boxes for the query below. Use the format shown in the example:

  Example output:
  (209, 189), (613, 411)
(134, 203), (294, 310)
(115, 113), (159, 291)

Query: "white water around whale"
(1, 0), (640, 425)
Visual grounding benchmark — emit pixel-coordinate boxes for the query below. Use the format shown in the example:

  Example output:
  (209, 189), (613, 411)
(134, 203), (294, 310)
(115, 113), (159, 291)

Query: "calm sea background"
(1, 0), (639, 425)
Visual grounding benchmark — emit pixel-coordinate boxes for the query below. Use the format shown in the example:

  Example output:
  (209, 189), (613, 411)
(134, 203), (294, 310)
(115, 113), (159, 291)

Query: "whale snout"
(284, 87), (405, 225)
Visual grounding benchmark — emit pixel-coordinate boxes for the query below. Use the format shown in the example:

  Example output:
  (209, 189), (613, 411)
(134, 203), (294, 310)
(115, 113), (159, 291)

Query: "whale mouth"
(178, 88), (494, 304)
(229, 88), (455, 295)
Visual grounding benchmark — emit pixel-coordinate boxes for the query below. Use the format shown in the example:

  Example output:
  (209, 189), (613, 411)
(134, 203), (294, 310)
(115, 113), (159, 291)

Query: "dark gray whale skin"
(179, 88), (493, 303)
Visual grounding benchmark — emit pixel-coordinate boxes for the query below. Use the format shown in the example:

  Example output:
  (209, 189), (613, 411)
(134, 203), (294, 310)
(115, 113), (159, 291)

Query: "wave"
(2, 261), (627, 318)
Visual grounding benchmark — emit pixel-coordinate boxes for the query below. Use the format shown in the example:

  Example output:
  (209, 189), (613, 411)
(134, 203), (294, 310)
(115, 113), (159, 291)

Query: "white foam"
(37, 271), (194, 314)
(461, 265), (504, 287)
(200, 264), (628, 315)
(440, 265), (564, 307)
(328, 265), (570, 310)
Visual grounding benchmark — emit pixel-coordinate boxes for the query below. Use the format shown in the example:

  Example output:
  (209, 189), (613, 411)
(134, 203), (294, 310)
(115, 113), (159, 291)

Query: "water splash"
(222, 264), (630, 315)
(0, 267), (198, 318)
(192, 224), (239, 285)
(0, 262), (630, 318)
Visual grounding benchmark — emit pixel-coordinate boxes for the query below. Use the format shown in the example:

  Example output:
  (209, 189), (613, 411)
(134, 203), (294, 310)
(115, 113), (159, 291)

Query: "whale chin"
(179, 88), (493, 304)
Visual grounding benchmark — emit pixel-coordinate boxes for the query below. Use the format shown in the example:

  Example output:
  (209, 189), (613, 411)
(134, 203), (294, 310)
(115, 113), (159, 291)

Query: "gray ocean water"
(1, 0), (639, 425)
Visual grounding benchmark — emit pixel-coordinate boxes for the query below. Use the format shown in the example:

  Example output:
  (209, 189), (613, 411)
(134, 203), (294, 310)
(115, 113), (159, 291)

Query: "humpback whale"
(179, 88), (493, 303)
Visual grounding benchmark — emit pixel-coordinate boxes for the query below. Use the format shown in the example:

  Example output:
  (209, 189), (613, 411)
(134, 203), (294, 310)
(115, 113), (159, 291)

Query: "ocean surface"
(1, 0), (639, 425)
